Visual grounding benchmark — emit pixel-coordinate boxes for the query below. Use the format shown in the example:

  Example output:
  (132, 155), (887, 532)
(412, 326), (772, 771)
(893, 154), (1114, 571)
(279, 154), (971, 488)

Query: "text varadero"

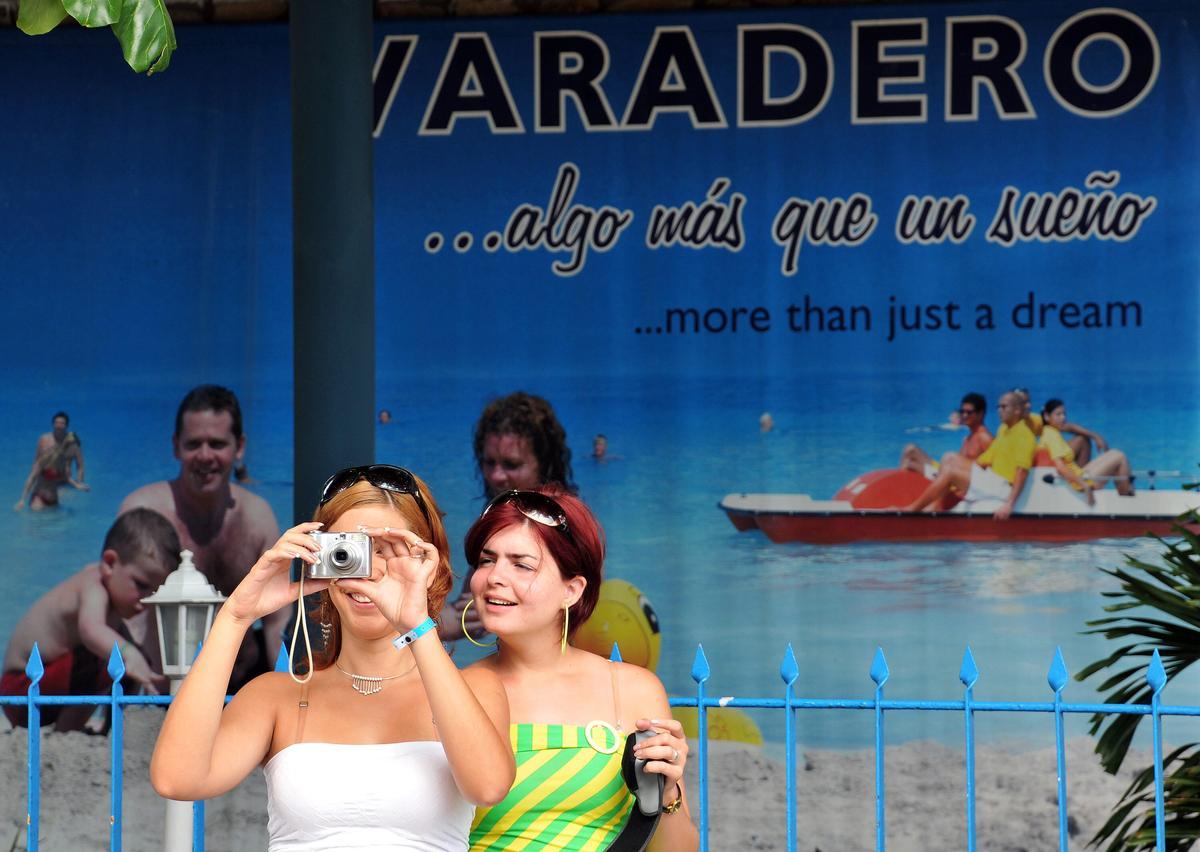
(374, 8), (1160, 136)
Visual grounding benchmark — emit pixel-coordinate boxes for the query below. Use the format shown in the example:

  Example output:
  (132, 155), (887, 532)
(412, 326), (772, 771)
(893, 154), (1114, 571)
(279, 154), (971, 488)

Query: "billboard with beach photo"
(0, 0), (1198, 847)
(371, 0), (1200, 743)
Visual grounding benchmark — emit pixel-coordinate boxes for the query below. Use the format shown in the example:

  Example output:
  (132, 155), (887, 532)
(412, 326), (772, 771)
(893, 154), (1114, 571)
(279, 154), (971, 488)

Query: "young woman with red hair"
(462, 488), (698, 851)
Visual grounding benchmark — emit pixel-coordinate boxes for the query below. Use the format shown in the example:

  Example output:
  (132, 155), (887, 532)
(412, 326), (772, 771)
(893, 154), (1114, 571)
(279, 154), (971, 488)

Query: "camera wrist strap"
(287, 573), (315, 685)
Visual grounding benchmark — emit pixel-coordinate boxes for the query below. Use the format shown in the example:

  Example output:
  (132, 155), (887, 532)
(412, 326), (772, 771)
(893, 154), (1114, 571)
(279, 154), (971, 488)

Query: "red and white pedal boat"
(720, 468), (1200, 544)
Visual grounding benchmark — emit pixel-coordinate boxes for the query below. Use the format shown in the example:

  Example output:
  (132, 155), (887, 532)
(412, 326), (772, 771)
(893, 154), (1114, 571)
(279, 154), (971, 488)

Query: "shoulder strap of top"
(610, 660), (623, 733)
(294, 680), (311, 744)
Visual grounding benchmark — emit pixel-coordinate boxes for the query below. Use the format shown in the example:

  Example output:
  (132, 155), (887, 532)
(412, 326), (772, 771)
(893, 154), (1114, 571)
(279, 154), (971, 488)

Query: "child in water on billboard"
(1, 508), (181, 729)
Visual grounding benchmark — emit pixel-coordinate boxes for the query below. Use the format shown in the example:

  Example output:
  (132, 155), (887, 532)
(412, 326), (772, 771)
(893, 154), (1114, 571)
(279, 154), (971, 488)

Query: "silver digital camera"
(305, 531), (372, 579)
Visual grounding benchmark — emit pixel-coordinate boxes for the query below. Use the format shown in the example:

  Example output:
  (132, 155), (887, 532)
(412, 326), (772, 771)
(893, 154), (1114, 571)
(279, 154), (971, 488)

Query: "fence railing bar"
(1149, 650), (1167, 852)
(0, 695), (208, 706)
(14, 694), (1185, 715)
(108, 645), (127, 852)
(781, 645), (799, 852)
(692, 645), (711, 852)
(961, 648), (979, 852)
(26, 642), (44, 852)
(871, 648), (889, 852)
(1049, 648), (1069, 852)
(193, 800), (205, 852)
(662, 696), (1200, 716)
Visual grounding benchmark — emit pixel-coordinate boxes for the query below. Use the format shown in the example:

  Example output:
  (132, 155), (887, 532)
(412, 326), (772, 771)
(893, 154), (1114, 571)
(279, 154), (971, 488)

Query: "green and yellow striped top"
(470, 723), (635, 851)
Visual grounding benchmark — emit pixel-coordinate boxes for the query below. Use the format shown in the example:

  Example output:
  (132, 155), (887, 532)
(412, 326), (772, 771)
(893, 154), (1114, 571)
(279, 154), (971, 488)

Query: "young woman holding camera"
(463, 488), (698, 851)
(151, 465), (514, 850)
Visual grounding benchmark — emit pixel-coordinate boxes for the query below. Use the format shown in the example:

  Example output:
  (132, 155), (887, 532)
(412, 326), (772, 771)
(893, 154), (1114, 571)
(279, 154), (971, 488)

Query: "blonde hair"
(309, 475), (452, 669)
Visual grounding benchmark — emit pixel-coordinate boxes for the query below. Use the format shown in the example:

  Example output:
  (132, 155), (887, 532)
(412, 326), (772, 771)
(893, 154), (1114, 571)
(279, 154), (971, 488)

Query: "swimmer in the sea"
(15, 411), (88, 511)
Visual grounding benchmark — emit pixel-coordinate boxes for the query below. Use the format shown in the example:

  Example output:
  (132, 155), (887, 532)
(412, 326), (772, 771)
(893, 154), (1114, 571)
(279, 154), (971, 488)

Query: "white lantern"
(142, 549), (226, 680)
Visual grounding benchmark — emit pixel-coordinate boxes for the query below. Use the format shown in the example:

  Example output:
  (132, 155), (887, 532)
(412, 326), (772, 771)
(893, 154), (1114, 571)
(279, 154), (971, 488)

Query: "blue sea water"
(2, 366), (1198, 749)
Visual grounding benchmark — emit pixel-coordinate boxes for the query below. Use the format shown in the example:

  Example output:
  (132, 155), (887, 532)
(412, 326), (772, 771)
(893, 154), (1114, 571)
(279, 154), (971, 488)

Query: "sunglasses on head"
(482, 490), (573, 543)
(319, 464), (432, 530)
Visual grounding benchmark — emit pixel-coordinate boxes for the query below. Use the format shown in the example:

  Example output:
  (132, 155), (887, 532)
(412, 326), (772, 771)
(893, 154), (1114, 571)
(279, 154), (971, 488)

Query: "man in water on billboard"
(439, 391), (576, 641)
(118, 385), (281, 690)
(899, 392), (993, 476)
(14, 411), (89, 511)
(904, 391), (1036, 520)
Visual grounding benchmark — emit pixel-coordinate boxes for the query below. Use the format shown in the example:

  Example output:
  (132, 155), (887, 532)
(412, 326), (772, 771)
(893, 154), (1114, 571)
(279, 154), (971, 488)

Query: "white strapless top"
(264, 741), (474, 851)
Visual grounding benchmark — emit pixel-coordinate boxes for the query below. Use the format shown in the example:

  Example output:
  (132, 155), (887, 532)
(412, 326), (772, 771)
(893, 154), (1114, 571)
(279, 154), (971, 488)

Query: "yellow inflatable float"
(574, 579), (763, 746)
(574, 578), (662, 671)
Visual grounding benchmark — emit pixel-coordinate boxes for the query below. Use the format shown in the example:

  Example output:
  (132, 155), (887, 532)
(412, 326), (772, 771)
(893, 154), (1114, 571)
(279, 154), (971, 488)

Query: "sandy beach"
(0, 708), (1156, 851)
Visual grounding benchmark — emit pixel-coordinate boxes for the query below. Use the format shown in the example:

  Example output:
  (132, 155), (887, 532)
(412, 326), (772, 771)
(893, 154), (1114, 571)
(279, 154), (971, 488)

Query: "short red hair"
(463, 486), (604, 635)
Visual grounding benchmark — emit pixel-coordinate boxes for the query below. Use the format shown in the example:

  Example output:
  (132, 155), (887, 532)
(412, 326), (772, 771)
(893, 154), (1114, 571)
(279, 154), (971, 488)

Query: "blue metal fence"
(1, 640), (1193, 852)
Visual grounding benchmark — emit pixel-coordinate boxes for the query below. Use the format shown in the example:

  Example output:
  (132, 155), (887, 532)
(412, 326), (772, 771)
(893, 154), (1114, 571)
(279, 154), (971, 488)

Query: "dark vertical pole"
(291, 0), (375, 524)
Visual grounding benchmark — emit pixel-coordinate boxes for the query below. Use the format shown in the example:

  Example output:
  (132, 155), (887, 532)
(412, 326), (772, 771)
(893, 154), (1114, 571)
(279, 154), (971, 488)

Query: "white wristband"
(393, 617), (437, 650)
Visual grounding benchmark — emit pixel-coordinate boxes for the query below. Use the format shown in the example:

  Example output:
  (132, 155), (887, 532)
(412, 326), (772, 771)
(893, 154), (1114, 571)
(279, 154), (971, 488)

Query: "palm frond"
(1077, 510), (1200, 849)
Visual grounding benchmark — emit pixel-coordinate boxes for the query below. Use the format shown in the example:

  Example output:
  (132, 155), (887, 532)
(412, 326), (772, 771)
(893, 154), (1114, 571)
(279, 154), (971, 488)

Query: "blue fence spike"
(959, 647), (979, 688)
(274, 644), (291, 673)
(1047, 647), (1068, 693)
(26, 642), (45, 683)
(1147, 649), (1167, 694)
(780, 643), (799, 686)
(609, 643), (623, 663)
(870, 647), (889, 687)
(691, 644), (711, 684)
(108, 642), (127, 682)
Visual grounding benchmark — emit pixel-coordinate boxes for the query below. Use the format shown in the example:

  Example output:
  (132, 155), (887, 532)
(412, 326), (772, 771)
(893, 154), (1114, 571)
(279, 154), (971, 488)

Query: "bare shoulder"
(3, 565), (98, 669)
(50, 563), (103, 611)
(229, 671), (295, 713)
(118, 481), (175, 517)
(466, 654), (503, 677)
(231, 485), (279, 541)
(614, 661), (670, 705)
(462, 663), (505, 692)
(76, 563), (105, 593)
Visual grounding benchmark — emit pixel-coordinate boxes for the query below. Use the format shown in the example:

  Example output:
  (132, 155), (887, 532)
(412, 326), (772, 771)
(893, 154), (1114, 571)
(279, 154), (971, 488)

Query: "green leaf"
(111, 0), (176, 75)
(63, 0), (122, 27)
(17, 0), (68, 35)
(1078, 510), (1200, 849)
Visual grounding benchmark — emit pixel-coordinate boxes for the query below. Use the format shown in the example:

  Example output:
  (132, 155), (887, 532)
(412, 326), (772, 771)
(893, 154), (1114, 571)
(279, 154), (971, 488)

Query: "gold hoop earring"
(462, 599), (497, 648)
(561, 603), (569, 655)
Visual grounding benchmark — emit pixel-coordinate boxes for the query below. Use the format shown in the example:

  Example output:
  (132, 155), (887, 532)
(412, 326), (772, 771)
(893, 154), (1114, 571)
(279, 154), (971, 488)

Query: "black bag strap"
(604, 731), (663, 852)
